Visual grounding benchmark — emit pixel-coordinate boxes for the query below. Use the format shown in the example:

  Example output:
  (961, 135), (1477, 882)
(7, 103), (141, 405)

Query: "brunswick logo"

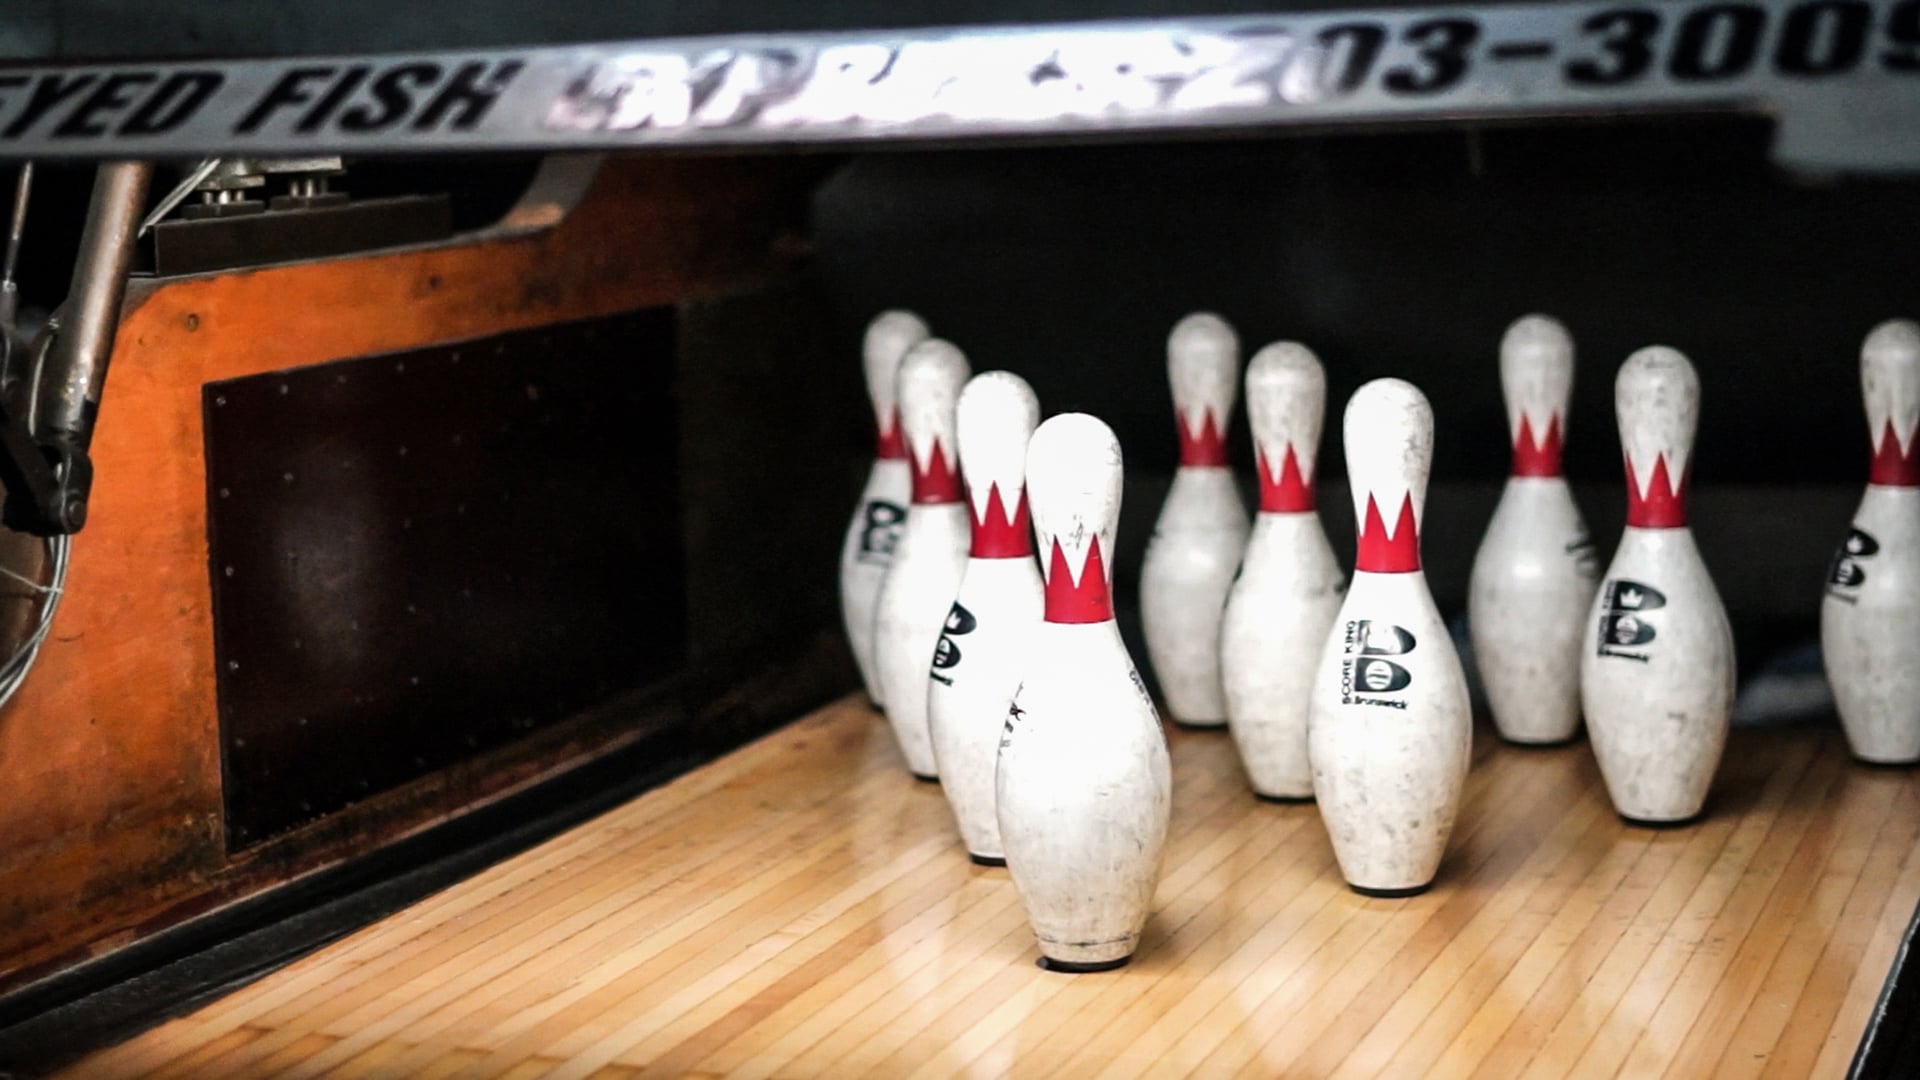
(1596, 579), (1666, 661)
(1338, 619), (1415, 709)
(1826, 527), (1880, 602)
(855, 499), (906, 564)
(929, 603), (977, 685)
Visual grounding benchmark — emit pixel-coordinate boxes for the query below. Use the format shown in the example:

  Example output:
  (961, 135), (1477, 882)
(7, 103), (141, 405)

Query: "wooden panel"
(206, 310), (684, 847)
(66, 696), (1920, 1078)
(0, 153), (819, 990)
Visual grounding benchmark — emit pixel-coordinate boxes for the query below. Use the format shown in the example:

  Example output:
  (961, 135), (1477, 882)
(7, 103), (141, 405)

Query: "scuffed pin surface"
(1000, 412), (1171, 970)
(928, 371), (1043, 862)
(1307, 378), (1471, 895)
(839, 309), (930, 709)
(1469, 314), (1597, 746)
(1140, 312), (1250, 727)
(1221, 342), (1344, 799)
(1823, 319), (1920, 763)
(1581, 346), (1733, 823)
(872, 338), (971, 778)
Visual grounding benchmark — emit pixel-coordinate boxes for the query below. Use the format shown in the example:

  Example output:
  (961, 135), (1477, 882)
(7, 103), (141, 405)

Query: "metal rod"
(0, 161), (31, 333)
(139, 157), (220, 238)
(33, 161), (150, 451)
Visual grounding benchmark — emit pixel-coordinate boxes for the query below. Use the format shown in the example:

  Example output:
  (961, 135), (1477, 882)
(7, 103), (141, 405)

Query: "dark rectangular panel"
(206, 310), (683, 849)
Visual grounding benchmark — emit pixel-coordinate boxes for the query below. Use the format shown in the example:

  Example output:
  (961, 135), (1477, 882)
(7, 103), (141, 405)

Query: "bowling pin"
(839, 310), (931, 709)
(872, 339), (972, 779)
(928, 372), (1044, 863)
(1822, 319), (1920, 764)
(1469, 315), (1599, 745)
(1220, 343), (1344, 800)
(1307, 379), (1472, 896)
(999, 413), (1172, 972)
(1141, 313), (1252, 728)
(1581, 347), (1733, 824)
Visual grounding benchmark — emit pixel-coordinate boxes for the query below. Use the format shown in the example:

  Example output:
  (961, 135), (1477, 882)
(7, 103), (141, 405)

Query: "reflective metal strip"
(0, 0), (1917, 170)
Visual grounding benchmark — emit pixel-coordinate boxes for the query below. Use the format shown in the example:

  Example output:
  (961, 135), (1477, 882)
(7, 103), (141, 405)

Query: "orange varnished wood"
(0, 155), (815, 988)
(66, 696), (1920, 1078)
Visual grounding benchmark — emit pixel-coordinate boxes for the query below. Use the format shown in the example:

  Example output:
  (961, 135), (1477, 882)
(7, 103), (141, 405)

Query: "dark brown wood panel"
(206, 311), (683, 848)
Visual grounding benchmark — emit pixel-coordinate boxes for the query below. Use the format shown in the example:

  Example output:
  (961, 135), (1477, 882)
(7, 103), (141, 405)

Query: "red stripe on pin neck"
(1625, 454), (1687, 528)
(1355, 494), (1420, 573)
(1044, 537), (1113, 623)
(1510, 413), (1564, 477)
(1178, 412), (1229, 467)
(1870, 421), (1920, 487)
(1257, 446), (1315, 513)
(911, 438), (963, 504)
(876, 407), (907, 461)
(969, 484), (1033, 558)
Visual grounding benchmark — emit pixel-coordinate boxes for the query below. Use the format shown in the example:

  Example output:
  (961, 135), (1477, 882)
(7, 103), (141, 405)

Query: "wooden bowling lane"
(65, 695), (1920, 1079)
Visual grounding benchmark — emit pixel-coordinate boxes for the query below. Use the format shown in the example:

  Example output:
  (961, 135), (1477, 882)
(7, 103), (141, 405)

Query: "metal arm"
(0, 161), (151, 536)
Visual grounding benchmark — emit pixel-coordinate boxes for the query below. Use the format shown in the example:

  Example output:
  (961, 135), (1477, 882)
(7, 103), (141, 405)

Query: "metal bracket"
(0, 161), (150, 537)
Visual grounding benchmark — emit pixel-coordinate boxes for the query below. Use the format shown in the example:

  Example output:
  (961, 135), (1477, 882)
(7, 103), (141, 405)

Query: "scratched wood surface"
(66, 694), (1920, 1079)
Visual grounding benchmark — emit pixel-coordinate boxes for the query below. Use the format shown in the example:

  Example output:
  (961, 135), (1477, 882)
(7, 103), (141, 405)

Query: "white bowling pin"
(928, 372), (1044, 863)
(872, 339), (972, 779)
(999, 413), (1172, 972)
(839, 310), (931, 709)
(1581, 347), (1733, 824)
(1822, 320), (1920, 764)
(1469, 315), (1599, 745)
(1141, 313), (1252, 728)
(1307, 379), (1472, 896)
(1220, 343), (1344, 800)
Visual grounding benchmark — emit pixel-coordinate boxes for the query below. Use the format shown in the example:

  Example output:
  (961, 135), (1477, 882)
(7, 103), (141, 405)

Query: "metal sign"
(0, 0), (1916, 170)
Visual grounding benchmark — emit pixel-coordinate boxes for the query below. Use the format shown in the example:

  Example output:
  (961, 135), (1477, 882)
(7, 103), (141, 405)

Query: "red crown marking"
(911, 438), (963, 504)
(969, 483), (1033, 558)
(1869, 420), (1920, 487)
(1257, 446), (1315, 513)
(1044, 537), (1113, 623)
(1624, 454), (1687, 528)
(1178, 411), (1229, 467)
(875, 407), (906, 460)
(1511, 413), (1565, 478)
(1355, 494), (1420, 573)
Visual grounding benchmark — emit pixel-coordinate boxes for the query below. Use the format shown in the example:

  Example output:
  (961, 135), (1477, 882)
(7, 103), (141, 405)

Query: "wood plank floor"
(66, 695), (1920, 1079)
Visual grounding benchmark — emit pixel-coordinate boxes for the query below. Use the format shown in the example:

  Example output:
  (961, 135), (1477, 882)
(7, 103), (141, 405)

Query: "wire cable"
(0, 532), (67, 709)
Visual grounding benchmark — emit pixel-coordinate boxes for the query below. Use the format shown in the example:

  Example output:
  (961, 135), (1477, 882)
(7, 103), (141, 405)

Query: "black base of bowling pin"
(1254, 792), (1315, 805)
(1168, 718), (1228, 731)
(969, 854), (1006, 867)
(1038, 954), (1133, 974)
(1851, 755), (1920, 769)
(1618, 812), (1700, 830)
(911, 772), (938, 783)
(1350, 882), (1432, 899)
